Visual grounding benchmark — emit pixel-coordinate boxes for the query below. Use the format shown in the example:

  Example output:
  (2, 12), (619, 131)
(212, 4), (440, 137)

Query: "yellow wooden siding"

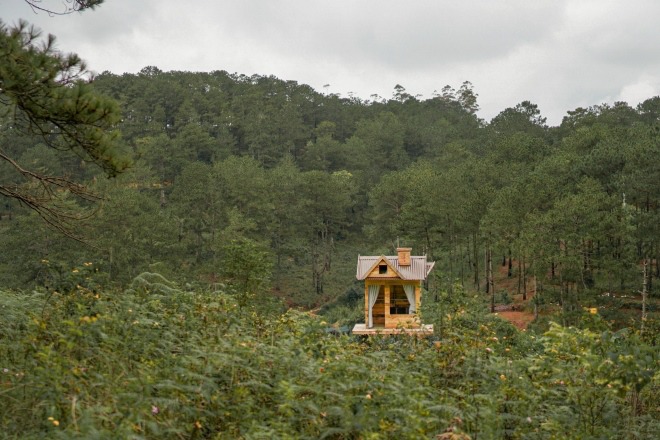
(385, 314), (420, 329)
(367, 263), (399, 278)
(365, 280), (422, 329)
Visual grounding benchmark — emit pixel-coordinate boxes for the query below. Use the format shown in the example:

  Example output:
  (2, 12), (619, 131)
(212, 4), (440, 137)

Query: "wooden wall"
(373, 291), (385, 327)
(364, 280), (422, 329)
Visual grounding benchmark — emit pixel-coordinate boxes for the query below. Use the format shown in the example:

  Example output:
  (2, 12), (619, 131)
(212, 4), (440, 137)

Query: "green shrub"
(0, 277), (657, 439)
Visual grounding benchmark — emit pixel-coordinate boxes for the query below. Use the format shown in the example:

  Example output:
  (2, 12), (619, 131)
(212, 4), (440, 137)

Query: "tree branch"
(23, 0), (105, 16)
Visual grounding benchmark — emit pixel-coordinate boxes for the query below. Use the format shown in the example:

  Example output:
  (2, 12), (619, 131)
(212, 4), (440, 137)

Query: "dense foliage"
(1, 66), (658, 315)
(1, 277), (657, 439)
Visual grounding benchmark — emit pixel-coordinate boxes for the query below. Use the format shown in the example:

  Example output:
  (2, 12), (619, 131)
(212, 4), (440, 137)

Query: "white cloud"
(617, 77), (659, 107)
(2, 0), (659, 125)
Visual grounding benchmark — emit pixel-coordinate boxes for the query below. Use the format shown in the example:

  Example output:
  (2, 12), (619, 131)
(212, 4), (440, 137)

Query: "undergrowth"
(0, 275), (658, 439)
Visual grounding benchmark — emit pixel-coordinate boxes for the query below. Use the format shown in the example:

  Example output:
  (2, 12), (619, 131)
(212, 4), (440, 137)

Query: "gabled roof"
(360, 255), (404, 279)
(356, 254), (435, 281)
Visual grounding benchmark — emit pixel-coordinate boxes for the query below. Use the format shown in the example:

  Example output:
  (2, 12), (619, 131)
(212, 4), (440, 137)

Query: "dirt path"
(492, 261), (536, 330)
(495, 310), (535, 330)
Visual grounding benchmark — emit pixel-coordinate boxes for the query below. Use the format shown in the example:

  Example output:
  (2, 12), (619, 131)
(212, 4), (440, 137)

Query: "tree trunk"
(488, 247), (495, 312)
(461, 237), (467, 287)
(517, 258), (522, 297)
(485, 246), (490, 294)
(558, 264), (564, 309)
(522, 256), (527, 301)
(642, 258), (649, 334)
(649, 246), (655, 294)
(551, 260), (555, 279)
(534, 276), (540, 320)
(473, 232), (480, 290)
(466, 234), (473, 288)
(448, 231), (454, 287)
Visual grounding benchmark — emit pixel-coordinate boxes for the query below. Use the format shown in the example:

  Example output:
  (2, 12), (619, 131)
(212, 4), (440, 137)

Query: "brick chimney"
(397, 247), (412, 266)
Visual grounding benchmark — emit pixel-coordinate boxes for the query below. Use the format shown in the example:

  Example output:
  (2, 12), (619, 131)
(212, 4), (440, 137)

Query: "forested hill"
(1, 67), (659, 316)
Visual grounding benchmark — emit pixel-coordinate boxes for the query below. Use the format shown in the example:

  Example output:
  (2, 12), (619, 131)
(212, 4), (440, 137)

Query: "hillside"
(1, 70), (658, 321)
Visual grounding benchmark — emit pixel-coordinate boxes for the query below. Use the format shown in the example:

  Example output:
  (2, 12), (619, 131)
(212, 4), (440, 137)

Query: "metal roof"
(356, 255), (435, 281)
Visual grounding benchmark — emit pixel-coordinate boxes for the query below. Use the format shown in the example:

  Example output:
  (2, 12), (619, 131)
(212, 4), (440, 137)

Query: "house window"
(378, 264), (387, 274)
(389, 285), (410, 314)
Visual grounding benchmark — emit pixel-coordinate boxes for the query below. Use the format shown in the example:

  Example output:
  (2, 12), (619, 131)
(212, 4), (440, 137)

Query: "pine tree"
(0, 19), (129, 237)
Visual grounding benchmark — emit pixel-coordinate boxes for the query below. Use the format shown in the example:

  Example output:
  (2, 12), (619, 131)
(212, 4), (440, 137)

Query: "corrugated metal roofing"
(356, 255), (435, 280)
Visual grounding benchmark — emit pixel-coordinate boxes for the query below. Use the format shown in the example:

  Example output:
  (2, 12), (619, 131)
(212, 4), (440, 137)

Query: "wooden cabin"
(352, 248), (435, 335)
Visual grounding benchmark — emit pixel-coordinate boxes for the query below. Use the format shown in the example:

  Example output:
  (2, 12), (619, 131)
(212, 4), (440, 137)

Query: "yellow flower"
(194, 420), (202, 429)
(72, 269), (79, 273)
(52, 420), (60, 426)
(500, 374), (507, 381)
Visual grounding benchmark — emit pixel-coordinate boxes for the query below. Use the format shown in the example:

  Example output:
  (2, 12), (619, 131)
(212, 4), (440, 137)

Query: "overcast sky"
(2, 0), (659, 125)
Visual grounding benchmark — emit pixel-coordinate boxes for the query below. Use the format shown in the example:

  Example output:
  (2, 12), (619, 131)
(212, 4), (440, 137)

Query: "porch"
(351, 323), (434, 336)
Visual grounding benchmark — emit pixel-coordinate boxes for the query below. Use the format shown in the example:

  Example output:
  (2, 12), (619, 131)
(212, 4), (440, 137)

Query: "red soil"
(493, 260), (536, 330)
(495, 310), (535, 330)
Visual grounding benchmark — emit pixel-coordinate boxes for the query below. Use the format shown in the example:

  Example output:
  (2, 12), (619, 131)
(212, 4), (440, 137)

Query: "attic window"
(378, 264), (387, 274)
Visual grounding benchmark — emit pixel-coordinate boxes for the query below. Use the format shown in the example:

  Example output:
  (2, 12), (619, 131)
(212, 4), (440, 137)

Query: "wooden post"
(364, 282), (369, 325)
(384, 285), (391, 327)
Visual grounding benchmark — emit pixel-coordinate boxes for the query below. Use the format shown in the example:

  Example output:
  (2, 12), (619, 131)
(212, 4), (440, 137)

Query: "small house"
(352, 248), (434, 335)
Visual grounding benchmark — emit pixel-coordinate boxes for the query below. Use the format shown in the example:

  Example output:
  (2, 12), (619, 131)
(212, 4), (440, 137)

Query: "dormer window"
(378, 264), (387, 274)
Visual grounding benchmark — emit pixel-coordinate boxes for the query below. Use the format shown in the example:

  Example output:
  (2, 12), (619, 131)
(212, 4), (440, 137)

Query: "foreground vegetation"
(1, 273), (657, 439)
